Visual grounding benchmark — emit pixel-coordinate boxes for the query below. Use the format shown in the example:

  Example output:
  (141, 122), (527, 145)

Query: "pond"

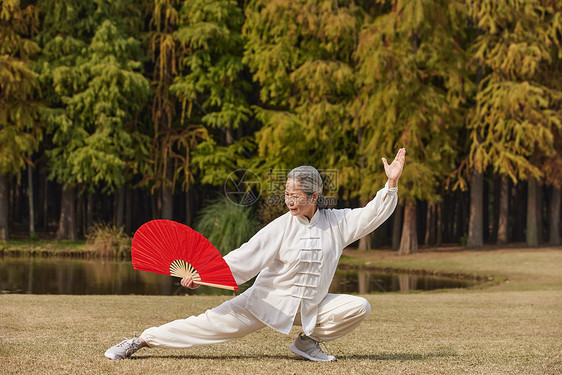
(0, 256), (481, 295)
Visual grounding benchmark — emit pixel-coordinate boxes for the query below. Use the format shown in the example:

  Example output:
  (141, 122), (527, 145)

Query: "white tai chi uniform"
(141, 183), (398, 348)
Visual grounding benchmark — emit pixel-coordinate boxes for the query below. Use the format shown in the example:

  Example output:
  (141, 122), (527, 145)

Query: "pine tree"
(354, 0), (468, 254)
(171, 0), (248, 188)
(466, 0), (562, 247)
(38, 0), (150, 238)
(36, 0), (97, 239)
(245, 0), (359, 163)
(538, 2), (562, 245)
(48, 19), (151, 193)
(243, 0), (361, 221)
(0, 0), (42, 241)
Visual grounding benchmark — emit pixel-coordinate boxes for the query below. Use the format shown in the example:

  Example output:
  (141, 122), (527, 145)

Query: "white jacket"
(223, 183), (398, 336)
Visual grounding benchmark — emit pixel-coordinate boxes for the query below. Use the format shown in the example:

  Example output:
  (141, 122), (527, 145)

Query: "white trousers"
(141, 293), (371, 349)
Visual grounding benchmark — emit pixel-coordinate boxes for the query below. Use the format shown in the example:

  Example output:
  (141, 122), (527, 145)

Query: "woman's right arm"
(180, 276), (200, 289)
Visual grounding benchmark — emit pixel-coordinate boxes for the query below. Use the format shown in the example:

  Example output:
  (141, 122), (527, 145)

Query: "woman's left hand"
(382, 148), (406, 188)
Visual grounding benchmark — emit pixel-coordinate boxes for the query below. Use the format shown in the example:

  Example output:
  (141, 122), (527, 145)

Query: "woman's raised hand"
(382, 148), (406, 188)
(180, 276), (201, 289)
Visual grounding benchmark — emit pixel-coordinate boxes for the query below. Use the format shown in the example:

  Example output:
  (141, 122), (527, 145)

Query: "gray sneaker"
(104, 337), (143, 360)
(289, 333), (337, 362)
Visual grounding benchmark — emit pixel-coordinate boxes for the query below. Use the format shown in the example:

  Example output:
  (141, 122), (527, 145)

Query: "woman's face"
(285, 178), (317, 220)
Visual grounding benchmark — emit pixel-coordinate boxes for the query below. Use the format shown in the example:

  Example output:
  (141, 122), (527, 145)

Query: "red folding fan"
(131, 220), (238, 291)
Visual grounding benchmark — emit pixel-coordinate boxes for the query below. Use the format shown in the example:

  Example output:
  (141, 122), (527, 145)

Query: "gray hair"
(286, 166), (328, 209)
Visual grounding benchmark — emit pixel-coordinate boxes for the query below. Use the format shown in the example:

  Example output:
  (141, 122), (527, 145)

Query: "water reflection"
(0, 257), (479, 295)
(330, 269), (478, 294)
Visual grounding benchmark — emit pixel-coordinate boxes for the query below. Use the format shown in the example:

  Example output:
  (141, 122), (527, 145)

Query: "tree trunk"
(358, 233), (374, 250)
(161, 165), (173, 220)
(442, 195), (451, 242)
(152, 194), (158, 220)
(424, 202), (435, 245)
(42, 177), (48, 230)
(226, 124), (234, 145)
(456, 190), (470, 243)
(537, 181), (543, 244)
(356, 126), (372, 250)
(483, 178), (489, 242)
(0, 174), (9, 241)
(357, 200), (373, 250)
(27, 165), (36, 237)
(490, 177), (500, 243)
(548, 186), (560, 246)
(392, 203), (403, 250)
(76, 191), (84, 238)
(512, 183), (525, 242)
(162, 185), (173, 220)
(526, 178), (539, 247)
(12, 178), (21, 223)
(57, 186), (77, 240)
(467, 169), (483, 248)
(497, 175), (509, 245)
(436, 201), (443, 246)
(86, 193), (94, 234)
(449, 194), (457, 242)
(399, 201), (418, 255)
(358, 198), (374, 250)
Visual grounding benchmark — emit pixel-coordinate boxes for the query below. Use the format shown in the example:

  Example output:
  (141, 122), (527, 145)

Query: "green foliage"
(85, 223), (131, 258)
(144, 0), (210, 193)
(192, 136), (256, 186)
(0, 0), (43, 177)
(35, 0), (94, 108)
(3, 0), (562, 243)
(243, 0), (360, 193)
(352, 0), (469, 201)
(244, 0), (359, 106)
(172, 0), (251, 188)
(467, 0), (562, 183)
(195, 197), (259, 255)
(43, 5), (151, 192)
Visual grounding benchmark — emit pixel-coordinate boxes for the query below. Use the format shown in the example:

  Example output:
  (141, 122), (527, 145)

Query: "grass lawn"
(1, 247), (561, 374)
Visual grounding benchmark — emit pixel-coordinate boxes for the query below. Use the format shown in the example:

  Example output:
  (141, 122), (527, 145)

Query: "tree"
(171, 0), (248, 214)
(36, 0), (96, 239)
(49, 19), (150, 192)
(538, 3), (562, 246)
(497, 175), (509, 244)
(466, 0), (562, 247)
(354, 0), (468, 254)
(466, 169), (484, 248)
(0, 0), (42, 241)
(144, 0), (184, 220)
(541, 113), (562, 246)
(243, 0), (361, 230)
(244, 0), (358, 164)
(38, 0), (150, 238)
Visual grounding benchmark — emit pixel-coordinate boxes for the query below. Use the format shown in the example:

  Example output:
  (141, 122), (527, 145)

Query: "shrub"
(195, 197), (260, 256)
(86, 224), (132, 259)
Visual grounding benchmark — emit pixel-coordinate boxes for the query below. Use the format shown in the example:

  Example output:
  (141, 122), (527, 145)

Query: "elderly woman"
(105, 148), (406, 362)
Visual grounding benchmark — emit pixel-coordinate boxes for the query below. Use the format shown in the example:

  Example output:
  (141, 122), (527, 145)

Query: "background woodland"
(1, 0), (561, 254)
